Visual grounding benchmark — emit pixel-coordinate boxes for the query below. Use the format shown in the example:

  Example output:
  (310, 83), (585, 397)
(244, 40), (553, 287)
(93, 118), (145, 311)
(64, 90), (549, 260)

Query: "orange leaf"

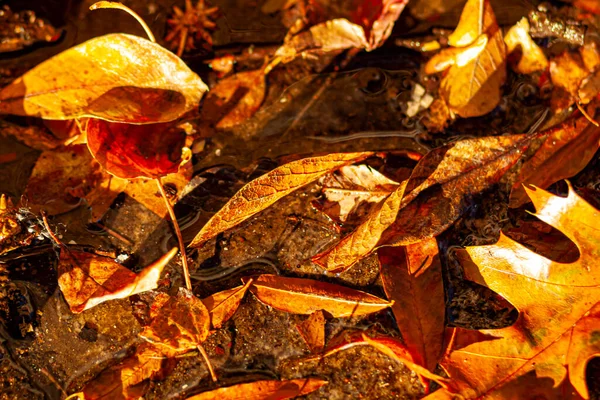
(58, 247), (177, 313)
(242, 274), (392, 318)
(0, 34), (207, 123)
(504, 17), (549, 74)
(186, 377), (327, 400)
(378, 238), (445, 373)
(202, 279), (253, 329)
(447, 0), (495, 47)
(188, 152), (373, 248)
(296, 310), (326, 353)
(430, 183), (600, 398)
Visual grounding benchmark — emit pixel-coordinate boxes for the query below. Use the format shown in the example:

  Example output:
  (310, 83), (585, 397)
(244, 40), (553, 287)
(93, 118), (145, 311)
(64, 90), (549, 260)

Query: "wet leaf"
(58, 247), (178, 313)
(202, 279), (253, 329)
(504, 17), (549, 74)
(312, 181), (406, 272)
(188, 152), (373, 248)
(430, 184), (600, 399)
(186, 377), (328, 400)
(140, 288), (210, 356)
(378, 134), (530, 247)
(509, 112), (600, 208)
(0, 34), (208, 123)
(86, 119), (186, 179)
(296, 310), (326, 353)
(378, 238), (445, 372)
(79, 342), (165, 400)
(241, 274), (392, 318)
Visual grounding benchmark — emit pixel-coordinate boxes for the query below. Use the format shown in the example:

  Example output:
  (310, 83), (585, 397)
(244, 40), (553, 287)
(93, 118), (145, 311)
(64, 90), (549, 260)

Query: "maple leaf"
(186, 378), (328, 399)
(241, 274), (392, 318)
(427, 183), (600, 399)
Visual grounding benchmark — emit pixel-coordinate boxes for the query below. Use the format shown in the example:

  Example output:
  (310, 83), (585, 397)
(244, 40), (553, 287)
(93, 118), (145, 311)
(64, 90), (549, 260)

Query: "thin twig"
(197, 344), (218, 382)
(93, 222), (133, 246)
(41, 212), (63, 247)
(156, 178), (192, 290)
(577, 102), (599, 127)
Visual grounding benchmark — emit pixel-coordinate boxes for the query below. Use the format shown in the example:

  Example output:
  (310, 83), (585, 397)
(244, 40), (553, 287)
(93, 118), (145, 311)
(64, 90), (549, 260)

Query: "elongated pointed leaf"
(202, 279), (253, 329)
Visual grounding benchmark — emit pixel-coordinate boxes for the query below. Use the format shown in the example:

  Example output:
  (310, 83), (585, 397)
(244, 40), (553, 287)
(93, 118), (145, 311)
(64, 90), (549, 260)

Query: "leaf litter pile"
(2, 0), (600, 398)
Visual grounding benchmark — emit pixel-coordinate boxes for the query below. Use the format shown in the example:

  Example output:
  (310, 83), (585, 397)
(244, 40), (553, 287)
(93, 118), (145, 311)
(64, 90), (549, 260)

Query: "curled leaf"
(186, 378), (328, 400)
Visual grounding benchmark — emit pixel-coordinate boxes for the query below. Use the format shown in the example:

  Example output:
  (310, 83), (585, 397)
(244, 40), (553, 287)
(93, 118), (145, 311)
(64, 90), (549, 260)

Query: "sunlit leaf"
(202, 279), (253, 329)
(242, 274), (392, 318)
(504, 17), (549, 74)
(0, 34), (207, 123)
(296, 310), (326, 353)
(186, 378), (328, 400)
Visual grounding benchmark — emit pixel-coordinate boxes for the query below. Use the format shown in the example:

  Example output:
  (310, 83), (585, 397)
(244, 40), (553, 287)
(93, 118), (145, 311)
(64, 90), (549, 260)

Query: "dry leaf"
(0, 34), (207, 123)
(202, 279), (253, 329)
(429, 184), (600, 398)
(504, 17), (549, 74)
(312, 181), (406, 272)
(447, 0), (495, 47)
(378, 239), (445, 372)
(242, 274), (392, 318)
(509, 112), (600, 208)
(188, 152), (373, 248)
(378, 134), (529, 247)
(296, 310), (326, 353)
(58, 247), (178, 313)
(186, 378), (328, 400)
(140, 288), (210, 356)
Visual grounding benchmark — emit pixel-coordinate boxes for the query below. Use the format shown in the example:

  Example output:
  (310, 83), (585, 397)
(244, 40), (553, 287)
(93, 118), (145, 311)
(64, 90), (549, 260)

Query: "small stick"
(41, 212), (63, 248)
(156, 178), (192, 291)
(93, 222), (133, 246)
(90, 1), (156, 43)
(177, 28), (189, 57)
(197, 344), (218, 382)
(577, 102), (599, 127)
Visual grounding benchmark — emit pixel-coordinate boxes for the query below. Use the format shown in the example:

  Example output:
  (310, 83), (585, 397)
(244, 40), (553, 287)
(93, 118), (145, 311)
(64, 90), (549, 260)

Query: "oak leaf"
(428, 184), (600, 399)
(241, 274), (392, 318)
(296, 310), (326, 353)
(186, 378), (327, 400)
(378, 238), (445, 373)
(0, 34), (207, 123)
(188, 152), (373, 248)
(202, 278), (253, 329)
(58, 247), (178, 313)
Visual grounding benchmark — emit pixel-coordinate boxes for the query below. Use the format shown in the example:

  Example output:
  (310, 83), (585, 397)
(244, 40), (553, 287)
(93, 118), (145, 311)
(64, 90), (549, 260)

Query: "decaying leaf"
(186, 377), (328, 400)
(242, 274), (392, 318)
(504, 17), (549, 74)
(58, 247), (178, 313)
(188, 152), (373, 248)
(0, 34), (207, 123)
(296, 310), (326, 353)
(202, 279), (253, 329)
(140, 288), (211, 356)
(509, 112), (600, 208)
(428, 184), (600, 399)
(424, 0), (507, 118)
(378, 239), (445, 373)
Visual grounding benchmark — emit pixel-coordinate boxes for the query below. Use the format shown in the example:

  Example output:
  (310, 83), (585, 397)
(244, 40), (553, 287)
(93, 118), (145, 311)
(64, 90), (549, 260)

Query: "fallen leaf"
(58, 247), (178, 313)
(188, 152), (373, 248)
(377, 134), (530, 247)
(0, 34), (207, 123)
(140, 287), (210, 356)
(378, 239), (445, 372)
(312, 181), (406, 272)
(78, 342), (166, 400)
(504, 17), (549, 74)
(242, 274), (392, 318)
(296, 310), (326, 353)
(186, 378), (328, 400)
(429, 183), (600, 398)
(550, 50), (589, 111)
(202, 279), (253, 329)
(509, 112), (600, 208)
(447, 0), (495, 47)
(86, 119), (186, 179)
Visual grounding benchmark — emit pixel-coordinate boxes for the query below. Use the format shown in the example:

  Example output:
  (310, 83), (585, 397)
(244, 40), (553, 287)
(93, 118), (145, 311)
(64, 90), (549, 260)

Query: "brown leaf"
(504, 17), (549, 74)
(202, 279), (253, 329)
(186, 377), (328, 400)
(140, 288), (210, 356)
(0, 34), (207, 123)
(58, 247), (177, 313)
(296, 310), (326, 353)
(242, 274), (392, 318)
(378, 239), (445, 372)
(378, 134), (529, 247)
(509, 112), (600, 208)
(429, 184), (600, 399)
(550, 50), (589, 111)
(188, 152), (373, 248)
(312, 181), (406, 272)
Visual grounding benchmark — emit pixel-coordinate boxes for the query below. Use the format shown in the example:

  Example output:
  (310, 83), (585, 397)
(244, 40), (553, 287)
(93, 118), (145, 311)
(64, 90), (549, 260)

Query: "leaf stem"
(197, 344), (218, 382)
(156, 178), (192, 291)
(41, 211), (63, 248)
(90, 1), (156, 43)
